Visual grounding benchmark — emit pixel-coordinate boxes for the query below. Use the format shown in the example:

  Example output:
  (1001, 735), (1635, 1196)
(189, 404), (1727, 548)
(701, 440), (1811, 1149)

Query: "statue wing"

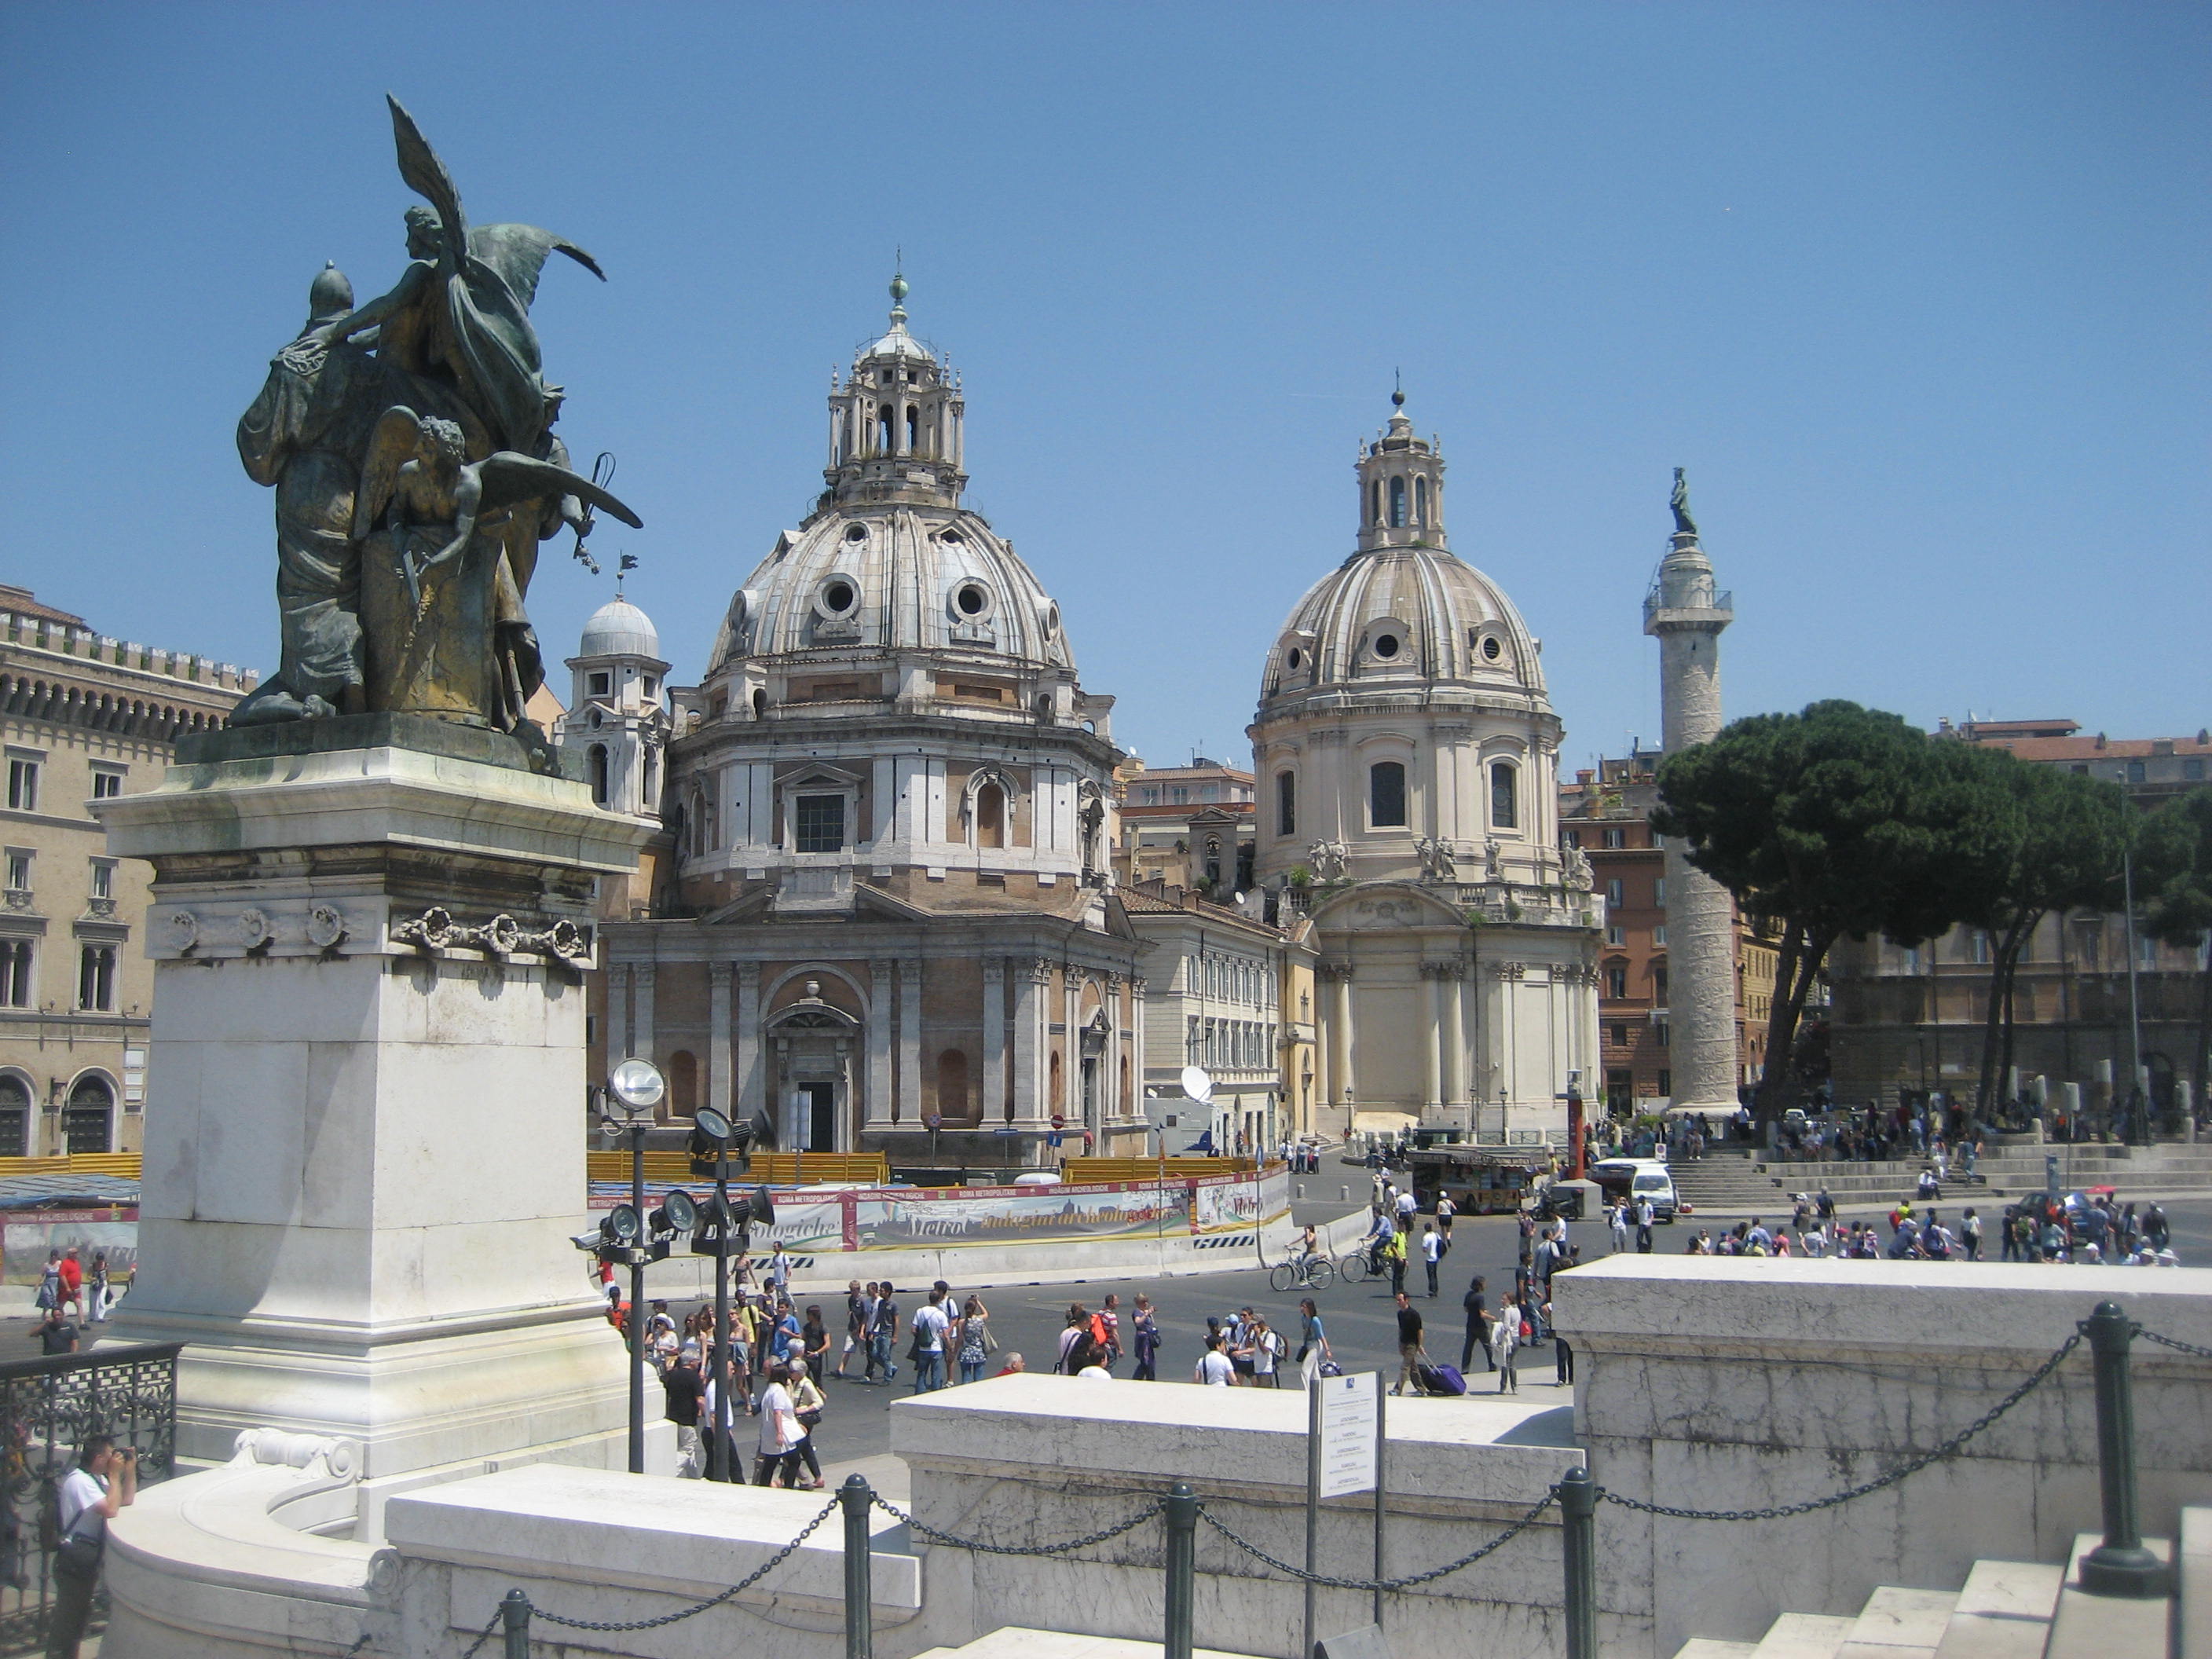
(351, 406), (425, 540)
(471, 452), (643, 528)
(469, 225), (606, 309)
(386, 95), (468, 249)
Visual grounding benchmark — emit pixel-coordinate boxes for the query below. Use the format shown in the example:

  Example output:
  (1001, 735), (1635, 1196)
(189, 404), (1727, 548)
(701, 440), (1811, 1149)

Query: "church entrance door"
(804, 1081), (836, 1152)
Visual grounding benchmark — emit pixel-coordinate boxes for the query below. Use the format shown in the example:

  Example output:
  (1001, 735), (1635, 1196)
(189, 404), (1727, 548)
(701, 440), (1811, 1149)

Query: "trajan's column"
(1643, 470), (1738, 1113)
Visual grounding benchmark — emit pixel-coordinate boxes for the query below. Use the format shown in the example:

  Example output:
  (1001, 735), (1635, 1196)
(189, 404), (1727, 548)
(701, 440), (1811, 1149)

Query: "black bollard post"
(1163, 1481), (1198, 1659)
(1558, 1467), (1598, 1659)
(2078, 1302), (2170, 1596)
(500, 1588), (532, 1659)
(841, 1474), (874, 1659)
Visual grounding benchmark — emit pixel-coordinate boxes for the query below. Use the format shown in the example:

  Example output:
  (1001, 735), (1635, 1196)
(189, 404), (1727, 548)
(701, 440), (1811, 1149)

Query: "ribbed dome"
(711, 505), (1072, 671)
(1260, 544), (1545, 705)
(579, 595), (661, 660)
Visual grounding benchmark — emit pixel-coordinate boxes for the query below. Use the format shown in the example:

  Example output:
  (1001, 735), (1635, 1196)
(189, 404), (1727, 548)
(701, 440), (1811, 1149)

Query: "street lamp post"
(604, 1058), (667, 1475)
(2116, 767), (2147, 1143)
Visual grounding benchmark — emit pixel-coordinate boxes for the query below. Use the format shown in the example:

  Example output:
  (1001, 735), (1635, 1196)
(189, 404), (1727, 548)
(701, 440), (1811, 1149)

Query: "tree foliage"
(1654, 701), (2017, 1120)
(2139, 788), (2212, 1111)
(1952, 753), (2133, 1115)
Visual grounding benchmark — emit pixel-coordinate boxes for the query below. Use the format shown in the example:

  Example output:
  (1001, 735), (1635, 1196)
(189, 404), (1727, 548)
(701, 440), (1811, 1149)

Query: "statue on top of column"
(1669, 467), (1698, 538)
(233, 96), (640, 737)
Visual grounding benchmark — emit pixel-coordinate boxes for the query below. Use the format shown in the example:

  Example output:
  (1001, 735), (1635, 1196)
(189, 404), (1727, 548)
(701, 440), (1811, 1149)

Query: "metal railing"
(0, 1341), (178, 1657)
(445, 1298), (2196, 1658)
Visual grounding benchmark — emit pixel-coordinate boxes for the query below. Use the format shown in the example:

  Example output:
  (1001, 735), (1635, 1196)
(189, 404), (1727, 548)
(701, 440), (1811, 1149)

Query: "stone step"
(910, 1630), (1264, 1659)
(1931, 1559), (2066, 1659)
(2045, 1530), (2174, 1659)
(1674, 1641), (1763, 1659)
(1749, 1612), (1858, 1659)
(1833, 1585), (1961, 1659)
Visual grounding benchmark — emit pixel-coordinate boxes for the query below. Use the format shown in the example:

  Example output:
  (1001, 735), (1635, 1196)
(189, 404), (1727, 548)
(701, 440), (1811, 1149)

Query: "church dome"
(579, 595), (661, 660)
(1258, 396), (1544, 708)
(1261, 545), (1544, 703)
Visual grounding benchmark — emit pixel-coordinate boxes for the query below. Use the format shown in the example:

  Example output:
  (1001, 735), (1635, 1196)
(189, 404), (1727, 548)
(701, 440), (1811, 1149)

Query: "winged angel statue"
(234, 97), (639, 735)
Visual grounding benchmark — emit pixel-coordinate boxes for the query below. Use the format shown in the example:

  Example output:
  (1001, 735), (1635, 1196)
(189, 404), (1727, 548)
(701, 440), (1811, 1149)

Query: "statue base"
(94, 738), (658, 1510)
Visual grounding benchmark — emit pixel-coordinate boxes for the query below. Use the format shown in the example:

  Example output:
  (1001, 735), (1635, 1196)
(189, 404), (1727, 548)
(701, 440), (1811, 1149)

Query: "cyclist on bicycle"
(1293, 1223), (1319, 1261)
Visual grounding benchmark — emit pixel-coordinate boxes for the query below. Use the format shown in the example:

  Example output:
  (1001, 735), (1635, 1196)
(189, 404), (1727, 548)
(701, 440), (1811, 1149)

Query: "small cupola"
(821, 271), (968, 511)
(1354, 383), (1447, 553)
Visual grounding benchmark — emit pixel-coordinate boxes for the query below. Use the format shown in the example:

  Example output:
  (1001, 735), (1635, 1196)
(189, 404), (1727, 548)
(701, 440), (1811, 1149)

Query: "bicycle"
(1335, 1243), (1383, 1285)
(1267, 1252), (1336, 1294)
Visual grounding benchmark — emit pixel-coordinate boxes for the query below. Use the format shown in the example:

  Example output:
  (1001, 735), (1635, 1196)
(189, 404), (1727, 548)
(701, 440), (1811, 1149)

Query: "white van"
(1629, 1163), (1678, 1223)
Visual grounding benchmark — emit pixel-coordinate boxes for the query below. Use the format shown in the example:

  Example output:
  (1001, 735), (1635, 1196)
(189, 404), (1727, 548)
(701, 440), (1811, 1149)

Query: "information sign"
(1316, 1370), (1379, 1498)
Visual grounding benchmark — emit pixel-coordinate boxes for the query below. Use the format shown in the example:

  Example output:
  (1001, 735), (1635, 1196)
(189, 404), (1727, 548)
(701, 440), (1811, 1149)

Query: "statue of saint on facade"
(233, 97), (639, 734)
(1670, 467), (1698, 538)
(1415, 837), (1457, 882)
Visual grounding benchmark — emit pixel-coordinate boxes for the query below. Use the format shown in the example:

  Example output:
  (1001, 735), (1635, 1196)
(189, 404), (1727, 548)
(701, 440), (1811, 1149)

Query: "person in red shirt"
(57, 1249), (83, 1319)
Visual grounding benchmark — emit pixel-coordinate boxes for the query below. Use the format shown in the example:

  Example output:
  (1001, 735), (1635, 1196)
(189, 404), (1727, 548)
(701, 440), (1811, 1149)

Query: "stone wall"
(1557, 1256), (2212, 1657)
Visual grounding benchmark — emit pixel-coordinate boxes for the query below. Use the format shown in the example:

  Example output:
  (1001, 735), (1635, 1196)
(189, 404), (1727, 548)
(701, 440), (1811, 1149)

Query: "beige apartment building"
(0, 587), (251, 1154)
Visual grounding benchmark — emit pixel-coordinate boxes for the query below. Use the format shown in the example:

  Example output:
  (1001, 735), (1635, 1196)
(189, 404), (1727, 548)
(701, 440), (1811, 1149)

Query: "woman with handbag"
(784, 1357), (827, 1489)
(48, 1436), (134, 1658)
(954, 1295), (994, 1384)
(1295, 1298), (1331, 1389)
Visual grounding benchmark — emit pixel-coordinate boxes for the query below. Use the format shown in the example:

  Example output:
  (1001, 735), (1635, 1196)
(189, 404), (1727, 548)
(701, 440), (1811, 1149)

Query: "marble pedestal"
(94, 723), (655, 1505)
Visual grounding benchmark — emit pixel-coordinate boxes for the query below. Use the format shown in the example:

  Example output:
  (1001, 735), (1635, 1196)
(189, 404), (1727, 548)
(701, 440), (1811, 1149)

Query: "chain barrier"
(1600, 1329), (2083, 1522)
(1196, 1489), (1558, 1591)
(2134, 1324), (2212, 1361)
(871, 1492), (1168, 1556)
(458, 1493), (840, 1654)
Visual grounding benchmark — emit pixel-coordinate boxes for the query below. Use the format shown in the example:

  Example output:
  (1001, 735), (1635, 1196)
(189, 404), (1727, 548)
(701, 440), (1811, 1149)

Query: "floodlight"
(606, 1203), (643, 1244)
(694, 1106), (734, 1143)
(652, 1190), (699, 1234)
(746, 1185), (777, 1227)
(610, 1058), (666, 1113)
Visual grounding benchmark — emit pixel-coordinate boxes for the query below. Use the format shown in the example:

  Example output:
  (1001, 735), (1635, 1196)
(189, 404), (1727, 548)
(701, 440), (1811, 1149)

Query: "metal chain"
(457, 1607), (505, 1659)
(1195, 1489), (1558, 1591)
(1602, 1330), (2083, 1522)
(2134, 1325), (2212, 1361)
(872, 1492), (1168, 1557)
(461, 1493), (840, 1646)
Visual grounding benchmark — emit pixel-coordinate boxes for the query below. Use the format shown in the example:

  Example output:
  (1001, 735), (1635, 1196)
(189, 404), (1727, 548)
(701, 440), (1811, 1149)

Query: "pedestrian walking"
(786, 1357), (826, 1489)
(753, 1365), (803, 1487)
(769, 1243), (793, 1298)
(837, 1280), (870, 1379)
(1296, 1298), (1331, 1388)
(868, 1285), (901, 1383)
(910, 1288), (950, 1392)
(1390, 1291), (1425, 1397)
(85, 1254), (110, 1325)
(1962, 1207), (1983, 1262)
(1435, 1192), (1456, 1244)
(1459, 1276), (1492, 1372)
(1552, 1327), (1574, 1388)
(1131, 1294), (1160, 1381)
(1635, 1197), (1654, 1254)
(662, 1342), (705, 1478)
(1490, 1296), (1520, 1393)
(1249, 1317), (1284, 1387)
(1420, 1224), (1443, 1297)
(1385, 1225), (1408, 1296)
(1195, 1332), (1235, 1386)
(1609, 1199), (1629, 1256)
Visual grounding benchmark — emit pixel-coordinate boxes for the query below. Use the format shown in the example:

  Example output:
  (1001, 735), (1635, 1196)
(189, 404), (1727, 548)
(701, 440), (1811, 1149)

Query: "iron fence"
(0, 1342), (178, 1656)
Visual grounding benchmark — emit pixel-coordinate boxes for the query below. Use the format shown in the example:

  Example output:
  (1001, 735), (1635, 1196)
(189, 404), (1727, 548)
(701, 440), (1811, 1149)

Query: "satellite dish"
(1180, 1065), (1215, 1104)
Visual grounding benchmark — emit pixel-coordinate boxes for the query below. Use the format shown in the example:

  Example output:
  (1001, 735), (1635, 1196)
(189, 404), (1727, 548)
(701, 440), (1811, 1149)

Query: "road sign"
(1317, 1369), (1378, 1498)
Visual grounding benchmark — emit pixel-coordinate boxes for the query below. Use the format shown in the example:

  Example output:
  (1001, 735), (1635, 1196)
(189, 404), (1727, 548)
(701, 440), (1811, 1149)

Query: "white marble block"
(96, 737), (654, 1491)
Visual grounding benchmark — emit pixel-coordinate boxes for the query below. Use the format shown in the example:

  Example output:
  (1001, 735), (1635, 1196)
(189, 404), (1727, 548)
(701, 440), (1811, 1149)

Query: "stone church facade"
(1249, 393), (1602, 1133)
(594, 281), (1148, 1172)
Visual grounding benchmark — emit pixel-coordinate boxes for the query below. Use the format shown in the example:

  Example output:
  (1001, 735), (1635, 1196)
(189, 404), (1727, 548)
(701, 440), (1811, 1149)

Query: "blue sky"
(2, 5), (2205, 771)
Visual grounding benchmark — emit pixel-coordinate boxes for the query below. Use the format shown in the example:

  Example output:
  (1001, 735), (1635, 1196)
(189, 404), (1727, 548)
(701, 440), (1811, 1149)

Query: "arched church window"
(1490, 762), (1518, 830)
(1414, 477), (1428, 527)
(1389, 476), (1408, 528)
(752, 688), (768, 720)
(906, 405), (920, 452)
(878, 405), (894, 452)
(1205, 836), (1222, 889)
(976, 783), (1006, 849)
(1369, 761), (1406, 829)
(1276, 771), (1295, 837)
(1369, 480), (1382, 526)
(588, 745), (610, 808)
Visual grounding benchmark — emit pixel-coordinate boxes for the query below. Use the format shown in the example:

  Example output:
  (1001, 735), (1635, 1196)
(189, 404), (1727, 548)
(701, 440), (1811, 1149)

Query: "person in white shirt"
(1393, 1187), (1418, 1226)
(754, 1368), (802, 1486)
(910, 1291), (951, 1393)
(1195, 1334), (1236, 1386)
(1420, 1225), (1445, 1297)
(1489, 1298), (1521, 1393)
(49, 1434), (135, 1657)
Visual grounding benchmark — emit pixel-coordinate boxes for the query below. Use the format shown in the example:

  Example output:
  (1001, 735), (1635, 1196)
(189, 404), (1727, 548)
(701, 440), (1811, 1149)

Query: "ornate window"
(1489, 762), (1518, 830)
(1388, 476), (1407, 528)
(0, 942), (31, 1007)
(77, 944), (115, 1013)
(1369, 761), (1407, 829)
(1276, 771), (1295, 837)
(795, 795), (845, 854)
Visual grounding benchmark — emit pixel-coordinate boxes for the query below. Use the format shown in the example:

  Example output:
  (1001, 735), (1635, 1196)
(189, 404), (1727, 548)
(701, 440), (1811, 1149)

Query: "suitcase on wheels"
(1417, 1362), (1467, 1397)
